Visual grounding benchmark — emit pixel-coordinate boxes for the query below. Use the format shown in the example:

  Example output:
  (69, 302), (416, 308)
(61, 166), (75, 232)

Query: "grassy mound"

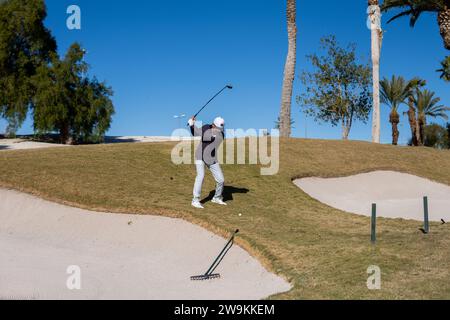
(1, 138), (450, 299)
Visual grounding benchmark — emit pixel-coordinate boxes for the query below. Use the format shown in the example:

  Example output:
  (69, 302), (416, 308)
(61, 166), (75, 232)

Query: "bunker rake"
(191, 229), (239, 281)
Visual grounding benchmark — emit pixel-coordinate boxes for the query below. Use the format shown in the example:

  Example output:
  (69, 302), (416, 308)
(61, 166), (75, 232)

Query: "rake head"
(190, 229), (239, 282)
(190, 274), (221, 281)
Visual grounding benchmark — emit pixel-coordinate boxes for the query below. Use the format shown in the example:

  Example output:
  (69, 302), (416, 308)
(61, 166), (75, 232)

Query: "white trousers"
(193, 160), (225, 202)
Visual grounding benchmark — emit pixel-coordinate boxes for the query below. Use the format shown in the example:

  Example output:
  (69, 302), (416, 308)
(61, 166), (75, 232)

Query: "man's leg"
(209, 163), (225, 203)
(192, 161), (205, 207)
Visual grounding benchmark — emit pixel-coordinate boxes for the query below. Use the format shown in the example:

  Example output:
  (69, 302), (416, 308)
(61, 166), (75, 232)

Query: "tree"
(298, 36), (372, 140)
(368, 0), (383, 143)
(423, 123), (449, 148)
(382, 0), (450, 50)
(275, 117), (295, 130)
(437, 56), (450, 81)
(5, 115), (19, 138)
(405, 78), (426, 146)
(32, 43), (115, 144)
(279, 0), (297, 138)
(0, 0), (56, 130)
(447, 123), (450, 148)
(414, 89), (450, 144)
(380, 76), (410, 145)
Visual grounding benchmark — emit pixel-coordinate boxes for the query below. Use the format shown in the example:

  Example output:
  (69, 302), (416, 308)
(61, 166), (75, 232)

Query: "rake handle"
(204, 230), (239, 276)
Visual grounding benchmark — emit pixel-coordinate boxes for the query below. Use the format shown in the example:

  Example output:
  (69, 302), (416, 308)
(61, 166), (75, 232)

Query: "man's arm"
(188, 117), (200, 137)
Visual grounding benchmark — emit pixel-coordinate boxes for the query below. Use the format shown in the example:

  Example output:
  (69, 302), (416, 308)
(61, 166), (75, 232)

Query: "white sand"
(0, 139), (69, 151)
(104, 136), (195, 144)
(0, 137), (194, 151)
(294, 171), (450, 222)
(0, 189), (290, 300)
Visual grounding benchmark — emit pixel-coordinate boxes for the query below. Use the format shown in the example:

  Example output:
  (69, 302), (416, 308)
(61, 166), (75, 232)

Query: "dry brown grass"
(1, 138), (450, 299)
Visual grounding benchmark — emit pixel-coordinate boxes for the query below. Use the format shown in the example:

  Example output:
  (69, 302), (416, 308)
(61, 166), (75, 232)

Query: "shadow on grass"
(201, 186), (250, 204)
(0, 145), (11, 150)
(104, 136), (141, 144)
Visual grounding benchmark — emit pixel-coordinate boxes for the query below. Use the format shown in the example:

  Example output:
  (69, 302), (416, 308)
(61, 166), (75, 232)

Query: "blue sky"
(4, 0), (449, 144)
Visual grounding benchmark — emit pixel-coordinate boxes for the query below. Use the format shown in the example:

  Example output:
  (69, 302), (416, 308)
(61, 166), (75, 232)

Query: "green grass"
(1, 138), (450, 299)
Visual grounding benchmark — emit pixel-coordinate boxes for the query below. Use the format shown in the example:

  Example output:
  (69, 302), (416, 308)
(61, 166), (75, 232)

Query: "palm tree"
(275, 117), (295, 130)
(437, 56), (450, 81)
(405, 78), (426, 146)
(382, 0), (450, 50)
(368, 0), (383, 143)
(380, 76), (410, 145)
(414, 89), (450, 144)
(279, 0), (297, 138)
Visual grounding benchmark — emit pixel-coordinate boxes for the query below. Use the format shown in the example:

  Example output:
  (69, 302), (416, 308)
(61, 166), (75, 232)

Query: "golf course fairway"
(1, 138), (450, 299)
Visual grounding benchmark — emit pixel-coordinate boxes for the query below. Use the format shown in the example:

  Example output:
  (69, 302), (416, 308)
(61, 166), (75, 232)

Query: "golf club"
(188, 85), (233, 124)
(191, 229), (239, 281)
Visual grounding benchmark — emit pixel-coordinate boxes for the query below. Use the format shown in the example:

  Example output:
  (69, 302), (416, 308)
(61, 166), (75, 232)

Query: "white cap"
(213, 117), (225, 129)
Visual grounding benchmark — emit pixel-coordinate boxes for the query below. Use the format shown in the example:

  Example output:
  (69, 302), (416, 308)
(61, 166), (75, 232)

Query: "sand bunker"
(0, 139), (69, 151)
(0, 137), (195, 152)
(294, 171), (450, 222)
(0, 189), (290, 300)
(104, 136), (195, 144)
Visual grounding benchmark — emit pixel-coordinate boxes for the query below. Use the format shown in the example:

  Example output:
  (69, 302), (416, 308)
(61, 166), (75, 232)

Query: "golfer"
(188, 116), (227, 209)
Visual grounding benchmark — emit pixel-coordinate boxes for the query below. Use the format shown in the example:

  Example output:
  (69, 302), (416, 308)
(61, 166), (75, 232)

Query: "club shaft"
(194, 86), (229, 118)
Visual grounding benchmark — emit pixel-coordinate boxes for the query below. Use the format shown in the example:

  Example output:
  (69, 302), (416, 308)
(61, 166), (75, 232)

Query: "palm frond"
(386, 10), (415, 24)
(437, 56), (450, 81)
(382, 0), (413, 11)
(414, 89), (450, 121)
(405, 77), (426, 92)
(382, 0), (444, 26)
(379, 75), (411, 111)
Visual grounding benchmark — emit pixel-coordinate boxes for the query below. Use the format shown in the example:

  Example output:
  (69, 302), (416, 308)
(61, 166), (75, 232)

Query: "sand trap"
(104, 136), (195, 144)
(0, 189), (290, 300)
(294, 171), (450, 222)
(0, 137), (195, 152)
(0, 139), (69, 151)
